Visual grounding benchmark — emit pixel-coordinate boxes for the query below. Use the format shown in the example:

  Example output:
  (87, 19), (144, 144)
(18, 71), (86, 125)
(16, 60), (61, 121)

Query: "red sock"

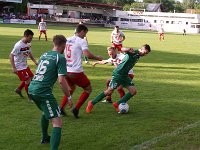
(75, 92), (90, 110)
(60, 96), (68, 109)
(24, 84), (29, 95)
(60, 90), (73, 109)
(18, 81), (25, 90)
(117, 88), (125, 98)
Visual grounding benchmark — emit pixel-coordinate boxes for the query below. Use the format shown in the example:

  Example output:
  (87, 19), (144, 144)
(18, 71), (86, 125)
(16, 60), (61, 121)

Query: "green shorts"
(109, 74), (134, 89)
(29, 94), (61, 120)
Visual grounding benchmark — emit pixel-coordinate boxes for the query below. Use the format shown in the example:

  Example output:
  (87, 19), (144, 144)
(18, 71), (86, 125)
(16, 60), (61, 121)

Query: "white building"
(114, 10), (200, 34)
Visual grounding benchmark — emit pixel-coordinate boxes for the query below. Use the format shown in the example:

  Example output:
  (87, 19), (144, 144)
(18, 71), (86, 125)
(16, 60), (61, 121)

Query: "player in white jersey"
(9, 29), (38, 101)
(38, 18), (47, 41)
(111, 26), (125, 52)
(93, 47), (134, 103)
(60, 24), (103, 118)
(158, 25), (164, 41)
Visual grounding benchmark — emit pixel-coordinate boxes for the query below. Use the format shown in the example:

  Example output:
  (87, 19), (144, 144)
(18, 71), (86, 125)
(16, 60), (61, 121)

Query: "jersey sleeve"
(81, 39), (88, 51)
(57, 55), (67, 76)
(10, 43), (20, 56)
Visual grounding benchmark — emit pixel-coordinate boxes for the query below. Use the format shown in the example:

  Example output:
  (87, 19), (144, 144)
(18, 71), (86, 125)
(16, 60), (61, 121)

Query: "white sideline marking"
(130, 120), (200, 150)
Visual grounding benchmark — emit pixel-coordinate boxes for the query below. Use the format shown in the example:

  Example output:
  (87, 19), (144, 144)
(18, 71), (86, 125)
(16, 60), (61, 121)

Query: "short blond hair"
(107, 47), (116, 51)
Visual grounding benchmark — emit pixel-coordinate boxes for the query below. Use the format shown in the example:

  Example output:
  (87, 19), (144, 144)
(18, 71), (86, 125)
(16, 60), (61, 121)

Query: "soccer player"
(28, 35), (72, 150)
(110, 26), (125, 52)
(38, 18), (48, 41)
(9, 29), (38, 101)
(86, 44), (151, 113)
(93, 47), (134, 103)
(60, 24), (103, 118)
(158, 25), (164, 41)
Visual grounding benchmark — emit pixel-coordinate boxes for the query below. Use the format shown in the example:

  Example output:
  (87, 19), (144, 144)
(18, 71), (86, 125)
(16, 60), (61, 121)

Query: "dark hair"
(144, 44), (151, 52)
(115, 26), (119, 28)
(53, 35), (66, 46)
(76, 24), (88, 33)
(24, 29), (34, 37)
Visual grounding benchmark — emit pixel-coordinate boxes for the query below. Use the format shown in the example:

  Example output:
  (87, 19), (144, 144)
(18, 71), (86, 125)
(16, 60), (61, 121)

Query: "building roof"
(29, 0), (122, 10)
(146, 3), (162, 12)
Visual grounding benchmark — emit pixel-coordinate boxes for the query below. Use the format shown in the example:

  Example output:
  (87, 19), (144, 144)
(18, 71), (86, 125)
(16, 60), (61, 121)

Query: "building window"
(186, 22), (188, 25)
(178, 21), (182, 24)
(196, 25), (200, 28)
(166, 21), (169, 23)
(171, 21), (174, 24)
(154, 20), (157, 23)
(191, 25), (195, 28)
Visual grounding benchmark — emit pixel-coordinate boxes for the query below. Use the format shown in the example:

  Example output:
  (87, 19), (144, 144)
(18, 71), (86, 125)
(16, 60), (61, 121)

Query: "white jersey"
(106, 53), (134, 75)
(10, 40), (32, 71)
(38, 22), (47, 31)
(111, 30), (125, 45)
(64, 35), (88, 73)
(158, 27), (164, 34)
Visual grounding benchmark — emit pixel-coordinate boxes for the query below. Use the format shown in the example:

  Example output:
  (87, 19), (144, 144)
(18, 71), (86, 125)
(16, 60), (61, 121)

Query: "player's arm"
(9, 53), (17, 74)
(92, 60), (108, 66)
(83, 50), (103, 61)
(121, 47), (134, 53)
(29, 52), (38, 66)
(58, 75), (73, 108)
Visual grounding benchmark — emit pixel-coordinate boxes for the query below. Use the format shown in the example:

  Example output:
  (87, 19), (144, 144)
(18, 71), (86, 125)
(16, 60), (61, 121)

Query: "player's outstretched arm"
(58, 75), (73, 108)
(83, 50), (103, 61)
(92, 60), (108, 66)
(121, 47), (134, 53)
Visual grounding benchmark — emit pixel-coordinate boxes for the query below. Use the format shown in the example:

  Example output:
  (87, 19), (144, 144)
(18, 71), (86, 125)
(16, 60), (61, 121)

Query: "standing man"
(9, 29), (38, 101)
(28, 35), (72, 150)
(60, 24), (103, 118)
(38, 18), (48, 41)
(158, 25), (164, 41)
(111, 26), (125, 52)
(86, 44), (151, 113)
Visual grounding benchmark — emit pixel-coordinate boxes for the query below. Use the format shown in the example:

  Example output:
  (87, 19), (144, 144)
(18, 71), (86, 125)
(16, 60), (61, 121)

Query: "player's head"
(41, 18), (44, 22)
(76, 24), (88, 39)
(114, 26), (119, 32)
(53, 35), (66, 54)
(24, 29), (34, 43)
(139, 44), (151, 56)
(107, 47), (117, 59)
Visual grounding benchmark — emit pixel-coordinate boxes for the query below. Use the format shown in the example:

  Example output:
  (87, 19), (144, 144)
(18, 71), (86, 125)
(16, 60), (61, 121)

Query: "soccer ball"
(118, 103), (129, 114)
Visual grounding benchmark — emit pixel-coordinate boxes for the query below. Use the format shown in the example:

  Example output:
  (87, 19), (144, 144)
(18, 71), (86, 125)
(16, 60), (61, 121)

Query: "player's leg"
(117, 85), (125, 98)
(102, 78), (113, 103)
(60, 76), (75, 116)
(86, 75), (119, 113)
(15, 81), (25, 98)
(72, 73), (91, 118)
(40, 94), (62, 149)
(25, 67), (34, 101)
(39, 31), (42, 40)
(113, 76), (136, 111)
(44, 31), (48, 41)
(51, 117), (62, 150)
(86, 87), (114, 113)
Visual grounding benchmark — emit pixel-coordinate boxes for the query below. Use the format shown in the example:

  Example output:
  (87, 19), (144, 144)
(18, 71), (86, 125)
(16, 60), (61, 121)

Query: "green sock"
(41, 114), (49, 139)
(92, 92), (105, 105)
(50, 127), (62, 150)
(84, 56), (88, 61)
(118, 92), (133, 104)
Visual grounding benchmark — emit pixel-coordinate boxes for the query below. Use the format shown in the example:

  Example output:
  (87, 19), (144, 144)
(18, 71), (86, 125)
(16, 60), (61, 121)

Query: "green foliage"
(0, 24), (200, 150)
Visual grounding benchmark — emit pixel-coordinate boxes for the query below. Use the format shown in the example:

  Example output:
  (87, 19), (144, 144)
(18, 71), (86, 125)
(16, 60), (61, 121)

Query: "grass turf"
(0, 23), (200, 150)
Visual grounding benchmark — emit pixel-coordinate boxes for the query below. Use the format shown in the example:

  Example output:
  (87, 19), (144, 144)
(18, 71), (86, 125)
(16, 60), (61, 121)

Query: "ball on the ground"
(118, 103), (129, 114)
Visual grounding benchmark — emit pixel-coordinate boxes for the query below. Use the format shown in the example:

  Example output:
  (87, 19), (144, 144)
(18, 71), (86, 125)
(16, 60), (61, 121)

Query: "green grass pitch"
(0, 23), (200, 150)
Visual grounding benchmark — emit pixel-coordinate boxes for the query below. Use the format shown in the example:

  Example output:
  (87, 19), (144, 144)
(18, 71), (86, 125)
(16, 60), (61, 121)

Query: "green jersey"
(113, 50), (139, 76)
(28, 51), (67, 95)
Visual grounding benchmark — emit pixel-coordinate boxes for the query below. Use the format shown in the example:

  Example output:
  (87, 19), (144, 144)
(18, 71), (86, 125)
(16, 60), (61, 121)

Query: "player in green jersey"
(86, 44), (151, 113)
(28, 35), (72, 150)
